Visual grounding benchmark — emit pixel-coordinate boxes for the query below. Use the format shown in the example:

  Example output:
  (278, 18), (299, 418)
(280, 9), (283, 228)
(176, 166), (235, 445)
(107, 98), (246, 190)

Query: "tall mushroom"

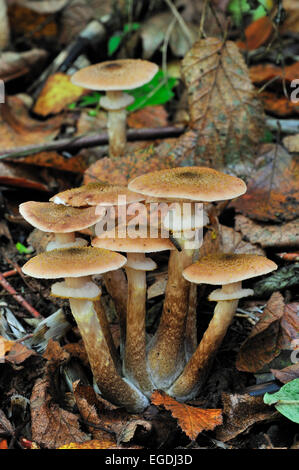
(22, 247), (149, 412)
(71, 59), (158, 158)
(92, 228), (174, 396)
(167, 253), (278, 401)
(128, 167), (247, 389)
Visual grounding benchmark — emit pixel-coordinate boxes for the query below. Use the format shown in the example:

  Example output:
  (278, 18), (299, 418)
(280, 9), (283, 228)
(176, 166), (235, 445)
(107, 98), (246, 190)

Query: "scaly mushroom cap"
(19, 201), (105, 232)
(22, 247), (127, 279)
(50, 182), (145, 207)
(183, 253), (277, 285)
(128, 167), (247, 202)
(71, 59), (158, 91)
(92, 228), (175, 253)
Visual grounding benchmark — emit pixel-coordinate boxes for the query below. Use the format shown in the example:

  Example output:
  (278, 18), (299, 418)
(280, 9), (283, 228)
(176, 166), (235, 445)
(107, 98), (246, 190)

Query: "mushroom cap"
(19, 201), (105, 233)
(183, 254), (277, 285)
(92, 228), (175, 253)
(22, 247), (127, 279)
(128, 167), (247, 202)
(50, 182), (145, 207)
(71, 59), (158, 91)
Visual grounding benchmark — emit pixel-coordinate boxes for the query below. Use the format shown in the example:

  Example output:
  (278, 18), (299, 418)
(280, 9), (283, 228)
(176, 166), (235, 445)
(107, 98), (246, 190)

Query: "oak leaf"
(151, 390), (222, 440)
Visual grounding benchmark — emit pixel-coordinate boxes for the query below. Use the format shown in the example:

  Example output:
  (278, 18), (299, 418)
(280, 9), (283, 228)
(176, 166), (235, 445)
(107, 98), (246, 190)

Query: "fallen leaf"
(280, 303), (299, 349)
(127, 105), (168, 129)
(237, 16), (274, 50)
(30, 377), (88, 449)
(235, 215), (299, 248)
(260, 91), (299, 117)
(253, 263), (299, 297)
(220, 224), (265, 255)
(271, 363), (299, 384)
(15, 151), (88, 173)
(8, 4), (57, 40)
(250, 62), (299, 84)
(0, 162), (49, 191)
(5, 341), (36, 364)
(283, 134), (299, 153)
(151, 390), (222, 440)
(216, 392), (278, 442)
(280, 0), (299, 34)
(0, 49), (47, 82)
(58, 438), (118, 449)
(33, 73), (87, 117)
(0, 96), (62, 151)
(231, 144), (299, 222)
(236, 292), (285, 373)
(0, 409), (14, 437)
(0, 439), (8, 449)
(0, 0), (9, 50)
(181, 37), (264, 172)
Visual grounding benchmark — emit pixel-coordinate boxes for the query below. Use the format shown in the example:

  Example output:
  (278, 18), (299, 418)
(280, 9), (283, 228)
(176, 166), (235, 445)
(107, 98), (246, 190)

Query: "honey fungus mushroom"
(71, 59), (158, 158)
(22, 247), (149, 412)
(19, 201), (106, 250)
(167, 253), (278, 401)
(92, 228), (175, 396)
(129, 167), (247, 389)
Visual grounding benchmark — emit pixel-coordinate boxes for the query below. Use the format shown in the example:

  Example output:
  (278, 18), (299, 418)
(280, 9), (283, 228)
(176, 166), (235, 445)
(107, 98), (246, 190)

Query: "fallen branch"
(0, 126), (185, 160)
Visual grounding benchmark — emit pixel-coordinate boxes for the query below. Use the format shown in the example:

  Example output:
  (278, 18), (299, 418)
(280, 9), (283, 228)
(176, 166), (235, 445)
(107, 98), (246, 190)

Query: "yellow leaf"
(151, 390), (222, 440)
(58, 438), (118, 450)
(33, 73), (86, 117)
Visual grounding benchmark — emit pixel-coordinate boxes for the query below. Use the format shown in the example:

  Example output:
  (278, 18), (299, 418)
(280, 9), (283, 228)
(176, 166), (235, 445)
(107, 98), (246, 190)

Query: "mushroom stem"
(147, 248), (194, 389)
(102, 269), (127, 356)
(124, 253), (153, 395)
(167, 282), (241, 401)
(185, 282), (198, 360)
(69, 297), (148, 411)
(55, 233), (76, 244)
(104, 91), (131, 159)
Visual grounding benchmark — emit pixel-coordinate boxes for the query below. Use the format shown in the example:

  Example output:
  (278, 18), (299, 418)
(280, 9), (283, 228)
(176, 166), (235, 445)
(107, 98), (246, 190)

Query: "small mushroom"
(167, 253), (278, 401)
(22, 247), (149, 412)
(92, 229), (174, 395)
(128, 167), (247, 389)
(19, 201), (105, 251)
(71, 59), (158, 158)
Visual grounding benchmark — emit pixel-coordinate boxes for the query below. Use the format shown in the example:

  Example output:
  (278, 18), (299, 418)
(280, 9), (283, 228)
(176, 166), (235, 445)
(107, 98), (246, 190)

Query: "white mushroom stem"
(65, 277), (148, 412)
(46, 232), (88, 251)
(101, 90), (134, 159)
(124, 253), (154, 395)
(55, 233), (76, 244)
(167, 281), (243, 401)
(147, 247), (194, 389)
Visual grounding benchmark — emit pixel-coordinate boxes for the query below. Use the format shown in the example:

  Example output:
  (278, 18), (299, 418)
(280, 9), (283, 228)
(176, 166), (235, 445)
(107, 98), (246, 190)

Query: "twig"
(163, 0), (194, 46)
(0, 126), (185, 160)
(266, 117), (299, 134)
(0, 273), (43, 319)
(2, 269), (17, 278)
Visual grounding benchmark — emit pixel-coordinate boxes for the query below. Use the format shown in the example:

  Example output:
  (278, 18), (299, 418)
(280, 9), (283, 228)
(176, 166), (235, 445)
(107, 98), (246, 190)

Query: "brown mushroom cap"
(19, 201), (105, 232)
(50, 182), (145, 207)
(183, 253), (277, 285)
(71, 59), (158, 91)
(22, 247), (127, 279)
(128, 167), (247, 202)
(92, 228), (174, 253)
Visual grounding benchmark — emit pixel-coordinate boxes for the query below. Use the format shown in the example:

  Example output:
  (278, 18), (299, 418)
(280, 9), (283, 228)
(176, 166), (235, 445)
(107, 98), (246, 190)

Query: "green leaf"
(16, 242), (33, 254)
(127, 70), (178, 112)
(108, 34), (123, 56)
(228, 0), (251, 25)
(123, 22), (140, 33)
(264, 378), (299, 424)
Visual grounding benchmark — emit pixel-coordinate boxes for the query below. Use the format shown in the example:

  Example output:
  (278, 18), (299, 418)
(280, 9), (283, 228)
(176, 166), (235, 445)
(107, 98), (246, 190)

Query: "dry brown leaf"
(127, 105), (168, 129)
(250, 62), (299, 84)
(0, 0), (9, 50)
(280, 303), (299, 349)
(237, 16), (274, 51)
(181, 37), (264, 172)
(5, 341), (36, 364)
(0, 409), (13, 437)
(8, 4), (57, 40)
(16, 151), (88, 173)
(0, 49), (47, 82)
(151, 390), (222, 440)
(220, 224), (265, 256)
(235, 215), (299, 248)
(232, 144), (299, 223)
(271, 363), (299, 384)
(30, 377), (88, 449)
(260, 91), (299, 117)
(280, 0), (299, 34)
(0, 96), (62, 151)
(216, 392), (278, 442)
(33, 73), (87, 117)
(283, 134), (299, 153)
(0, 162), (49, 191)
(0, 439), (8, 449)
(236, 292), (285, 373)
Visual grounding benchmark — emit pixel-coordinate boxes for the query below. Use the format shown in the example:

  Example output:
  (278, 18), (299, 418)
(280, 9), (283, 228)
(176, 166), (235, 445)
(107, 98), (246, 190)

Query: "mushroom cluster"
(20, 167), (277, 411)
